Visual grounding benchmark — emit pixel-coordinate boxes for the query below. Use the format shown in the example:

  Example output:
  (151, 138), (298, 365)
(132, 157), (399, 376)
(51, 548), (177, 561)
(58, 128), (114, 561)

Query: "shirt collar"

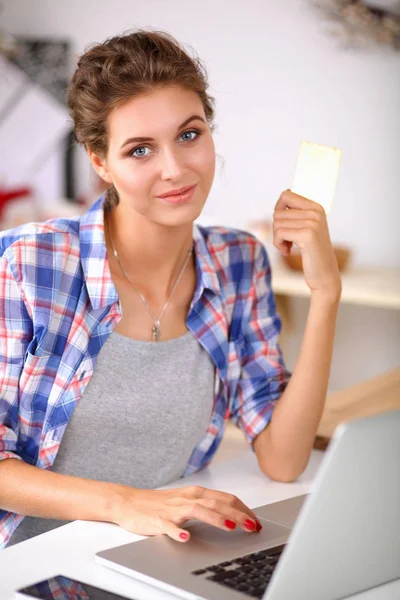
(79, 194), (118, 311)
(79, 193), (221, 311)
(192, 222), (222, 300)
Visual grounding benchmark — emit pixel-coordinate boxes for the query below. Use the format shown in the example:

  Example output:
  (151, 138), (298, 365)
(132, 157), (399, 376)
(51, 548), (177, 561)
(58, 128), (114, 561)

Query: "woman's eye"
(179, 130), (199, 142)
(130, 146), (151, 159)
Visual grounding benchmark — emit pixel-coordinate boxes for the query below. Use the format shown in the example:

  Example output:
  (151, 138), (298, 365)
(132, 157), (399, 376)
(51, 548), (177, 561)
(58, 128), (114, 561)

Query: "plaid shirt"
(0, 194), (290, 548)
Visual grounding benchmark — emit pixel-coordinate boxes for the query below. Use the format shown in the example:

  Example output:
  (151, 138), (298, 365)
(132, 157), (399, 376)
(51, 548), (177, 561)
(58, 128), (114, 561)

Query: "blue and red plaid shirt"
(0, 194), (290, 547)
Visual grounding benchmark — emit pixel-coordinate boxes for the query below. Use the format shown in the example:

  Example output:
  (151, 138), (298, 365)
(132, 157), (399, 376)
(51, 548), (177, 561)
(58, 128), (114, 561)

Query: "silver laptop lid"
(265, 409), (400, 600)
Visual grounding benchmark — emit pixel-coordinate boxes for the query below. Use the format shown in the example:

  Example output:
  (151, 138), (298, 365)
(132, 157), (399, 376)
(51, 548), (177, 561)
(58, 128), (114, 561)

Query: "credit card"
(291, 141), (342, 214)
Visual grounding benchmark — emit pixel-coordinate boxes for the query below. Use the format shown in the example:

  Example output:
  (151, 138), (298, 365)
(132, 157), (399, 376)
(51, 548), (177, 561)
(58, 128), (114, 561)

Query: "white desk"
(1, 451), (399, 600)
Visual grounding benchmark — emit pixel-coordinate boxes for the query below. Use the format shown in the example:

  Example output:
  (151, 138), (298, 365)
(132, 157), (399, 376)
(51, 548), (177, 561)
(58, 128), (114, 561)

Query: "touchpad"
(190, 519), (290, 551)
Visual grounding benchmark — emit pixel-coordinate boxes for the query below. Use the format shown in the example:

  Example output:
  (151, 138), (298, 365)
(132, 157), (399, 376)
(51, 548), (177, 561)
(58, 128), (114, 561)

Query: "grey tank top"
(9, 329), (215, 546)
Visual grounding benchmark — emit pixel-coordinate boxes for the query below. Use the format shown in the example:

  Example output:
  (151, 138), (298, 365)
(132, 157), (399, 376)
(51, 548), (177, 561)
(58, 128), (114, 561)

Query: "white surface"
(1, 450), (399, 600)
(272, 264), (400, 310)
(291, 141), (341, 215)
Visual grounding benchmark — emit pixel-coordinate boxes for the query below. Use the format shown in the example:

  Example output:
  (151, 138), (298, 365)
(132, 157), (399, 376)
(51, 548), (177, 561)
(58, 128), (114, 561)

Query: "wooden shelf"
(271, 263), (400, 310)
(317, 368), (400, 439)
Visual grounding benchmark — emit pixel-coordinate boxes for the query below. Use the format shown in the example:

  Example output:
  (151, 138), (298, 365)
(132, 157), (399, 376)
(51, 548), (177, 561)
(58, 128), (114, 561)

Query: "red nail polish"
(255, 521), (263, 532)
(179, 532), (189, 540)
(244, 519), (256, 531)
(224, 519), (236, 530)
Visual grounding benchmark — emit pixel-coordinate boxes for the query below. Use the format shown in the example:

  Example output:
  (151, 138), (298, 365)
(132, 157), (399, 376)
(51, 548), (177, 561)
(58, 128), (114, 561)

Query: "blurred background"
(0, 0), (399, 399)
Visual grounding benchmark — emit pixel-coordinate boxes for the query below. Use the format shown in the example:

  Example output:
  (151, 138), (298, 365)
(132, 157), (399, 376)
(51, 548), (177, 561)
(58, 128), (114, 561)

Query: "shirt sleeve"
(229, 239), (291, 449)
(0, 252), (32, 463)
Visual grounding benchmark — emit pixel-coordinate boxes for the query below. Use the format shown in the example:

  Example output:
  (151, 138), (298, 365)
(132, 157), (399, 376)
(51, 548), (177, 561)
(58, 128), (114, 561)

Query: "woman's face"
(93, 85), (216, 227)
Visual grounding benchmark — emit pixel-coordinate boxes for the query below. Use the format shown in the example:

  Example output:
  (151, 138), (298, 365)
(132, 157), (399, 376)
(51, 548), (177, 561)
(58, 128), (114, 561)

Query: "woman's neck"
(104, 206), (195, 299)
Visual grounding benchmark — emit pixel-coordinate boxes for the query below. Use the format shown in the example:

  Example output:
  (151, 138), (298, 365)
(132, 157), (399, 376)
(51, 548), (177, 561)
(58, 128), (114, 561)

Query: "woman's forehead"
(108, 86), (205, 144)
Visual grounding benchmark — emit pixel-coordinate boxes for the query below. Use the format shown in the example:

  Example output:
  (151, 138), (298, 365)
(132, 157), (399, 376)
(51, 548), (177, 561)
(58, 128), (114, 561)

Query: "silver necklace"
(106, 214), (194, 342)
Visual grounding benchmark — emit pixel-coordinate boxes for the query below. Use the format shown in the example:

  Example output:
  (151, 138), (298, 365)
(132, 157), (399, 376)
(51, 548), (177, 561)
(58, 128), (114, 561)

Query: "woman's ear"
(88, 149), (113, 184)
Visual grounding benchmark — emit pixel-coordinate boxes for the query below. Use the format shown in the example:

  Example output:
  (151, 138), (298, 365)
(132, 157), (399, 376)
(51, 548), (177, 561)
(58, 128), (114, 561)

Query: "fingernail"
(255, 521), (263, 532)
(179, 532), (189, 540)
(244, 519), (256, 531)
(224, 519), (236, 530)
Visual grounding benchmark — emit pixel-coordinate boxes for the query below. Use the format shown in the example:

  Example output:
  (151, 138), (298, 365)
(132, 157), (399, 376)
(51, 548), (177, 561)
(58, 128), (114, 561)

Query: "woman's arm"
(253, 292), (339, 481)
(253, 190), (342, 482)
(0, 458), (263, 544)
(0, 458), (120, 523)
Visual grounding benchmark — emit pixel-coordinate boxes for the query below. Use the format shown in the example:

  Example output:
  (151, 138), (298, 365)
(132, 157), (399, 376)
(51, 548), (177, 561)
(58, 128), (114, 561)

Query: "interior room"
(0, 1), (399, 599)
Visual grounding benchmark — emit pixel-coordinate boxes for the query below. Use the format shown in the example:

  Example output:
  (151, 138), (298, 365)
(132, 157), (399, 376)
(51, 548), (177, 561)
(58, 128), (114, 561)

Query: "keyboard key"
(192, 543), (284, 596)
(207, 571), (236, 582)
(241, 565), (254, 573)
(192, 569), (207, 575)
(253, 550), (269, 559)
(250, 588), (267, 599)
(221, 579), (236, 588)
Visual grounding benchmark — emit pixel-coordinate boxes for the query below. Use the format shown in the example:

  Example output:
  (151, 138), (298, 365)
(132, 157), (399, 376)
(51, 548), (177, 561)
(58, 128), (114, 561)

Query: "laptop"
(96, 409), (400, 600)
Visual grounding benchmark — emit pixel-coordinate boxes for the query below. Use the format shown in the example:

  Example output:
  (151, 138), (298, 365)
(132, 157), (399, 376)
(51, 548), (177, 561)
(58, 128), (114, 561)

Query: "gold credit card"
(291, 141), (342, 214)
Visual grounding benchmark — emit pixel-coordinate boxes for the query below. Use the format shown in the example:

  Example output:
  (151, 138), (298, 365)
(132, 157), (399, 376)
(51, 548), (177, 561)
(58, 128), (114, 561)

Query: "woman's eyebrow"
(120, 115), (206, 149)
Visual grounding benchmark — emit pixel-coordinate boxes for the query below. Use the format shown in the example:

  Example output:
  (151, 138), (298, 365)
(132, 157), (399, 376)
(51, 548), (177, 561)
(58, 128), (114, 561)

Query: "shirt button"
(79, 370), (86, 380)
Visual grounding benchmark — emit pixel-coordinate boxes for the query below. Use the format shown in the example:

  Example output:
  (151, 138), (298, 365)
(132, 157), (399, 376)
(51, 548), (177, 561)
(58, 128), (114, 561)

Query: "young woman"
(0, 29), (341, 549)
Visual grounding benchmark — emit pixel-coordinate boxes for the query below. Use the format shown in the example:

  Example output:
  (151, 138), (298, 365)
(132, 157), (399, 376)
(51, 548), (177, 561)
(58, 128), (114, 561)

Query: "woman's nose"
(160, 147), (186, 181)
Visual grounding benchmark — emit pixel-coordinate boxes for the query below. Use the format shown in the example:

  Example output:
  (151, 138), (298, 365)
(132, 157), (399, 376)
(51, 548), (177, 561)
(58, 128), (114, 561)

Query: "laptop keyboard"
(191, 544), (285, 598)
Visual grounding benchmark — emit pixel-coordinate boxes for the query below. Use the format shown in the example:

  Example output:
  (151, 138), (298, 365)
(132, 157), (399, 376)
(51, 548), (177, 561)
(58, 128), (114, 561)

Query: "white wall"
(2, 0), (400, 389)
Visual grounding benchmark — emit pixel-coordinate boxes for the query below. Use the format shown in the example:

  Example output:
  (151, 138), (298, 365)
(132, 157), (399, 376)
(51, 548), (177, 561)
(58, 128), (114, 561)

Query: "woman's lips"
(157, 184), (197, 204)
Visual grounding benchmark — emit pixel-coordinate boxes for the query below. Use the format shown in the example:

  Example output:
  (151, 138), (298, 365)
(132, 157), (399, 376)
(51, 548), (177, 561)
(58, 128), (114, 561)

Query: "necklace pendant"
(152, 321), (161, 342)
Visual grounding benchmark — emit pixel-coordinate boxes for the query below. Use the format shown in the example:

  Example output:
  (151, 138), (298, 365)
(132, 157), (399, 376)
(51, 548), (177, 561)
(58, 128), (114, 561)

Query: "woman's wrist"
(101, 481), (132, 525)
(310, 285), (341, 310)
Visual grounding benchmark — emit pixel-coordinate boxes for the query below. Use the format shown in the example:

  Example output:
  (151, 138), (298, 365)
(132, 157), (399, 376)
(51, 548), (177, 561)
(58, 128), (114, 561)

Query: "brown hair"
(67, 28), (216, 211)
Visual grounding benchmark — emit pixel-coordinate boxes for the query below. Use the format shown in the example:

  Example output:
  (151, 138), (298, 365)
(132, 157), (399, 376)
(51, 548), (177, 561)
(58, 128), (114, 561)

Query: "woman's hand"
(113, 485), (262, 543)
(273, 190), (342, 302)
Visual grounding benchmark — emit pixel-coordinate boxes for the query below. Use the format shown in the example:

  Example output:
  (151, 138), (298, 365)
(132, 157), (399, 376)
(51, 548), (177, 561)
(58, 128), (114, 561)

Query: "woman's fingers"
(178, 487), (261, 532)
(184, 486), (260, 523)
(274, 227), (317, 252)
(181, 500), (257, 533)
(204, 489), (260, 527)
(272, 191), (327, 256)
(275, 189), (325, 213)
(274, 208), (323, 222)
(160, 518), (192, 543)
(274, 219), (319, 231)
(198, 498), (259, 531)
(280, 240), (293, 256)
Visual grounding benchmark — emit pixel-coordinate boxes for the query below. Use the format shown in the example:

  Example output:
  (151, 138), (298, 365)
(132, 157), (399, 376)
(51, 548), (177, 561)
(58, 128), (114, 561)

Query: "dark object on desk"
(17, 574), (134, 599)
(283, 245), (351, 272)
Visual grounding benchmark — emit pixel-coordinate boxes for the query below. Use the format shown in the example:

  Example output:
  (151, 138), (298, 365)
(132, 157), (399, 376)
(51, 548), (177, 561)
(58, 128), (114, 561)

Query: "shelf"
(317, 368), (400, 439)
(271, 263), (400, 310)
